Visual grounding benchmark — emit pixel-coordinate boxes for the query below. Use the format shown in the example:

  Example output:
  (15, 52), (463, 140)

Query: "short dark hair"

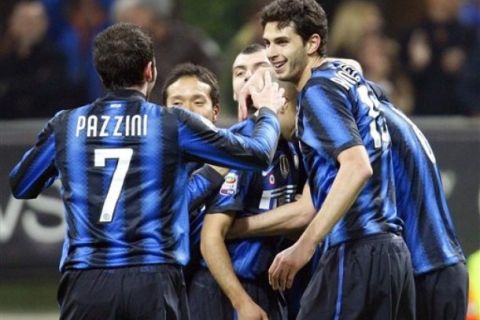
(239, 43), (266, 55)
(161, 63), (220, 107)
(93, 23), (154, 90)
(260, 0), (328, 56)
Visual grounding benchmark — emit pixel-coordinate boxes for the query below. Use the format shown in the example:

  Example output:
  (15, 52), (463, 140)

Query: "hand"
(237, 70), (285, 120)
(235, 300), (269, 320)
(268, 237), (316, 291)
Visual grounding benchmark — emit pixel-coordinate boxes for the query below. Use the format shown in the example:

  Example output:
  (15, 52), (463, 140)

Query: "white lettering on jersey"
(75, 115), (148, 138)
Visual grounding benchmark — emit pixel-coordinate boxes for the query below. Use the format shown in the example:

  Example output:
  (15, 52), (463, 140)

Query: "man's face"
(263, 22), (309, 85)
(165, 76), (219, 123)
(232, 50), (271, 101)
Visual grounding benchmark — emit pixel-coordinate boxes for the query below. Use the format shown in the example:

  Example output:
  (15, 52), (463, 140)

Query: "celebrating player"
(9, 23), (285, 320)
(259, 1), (415, 318)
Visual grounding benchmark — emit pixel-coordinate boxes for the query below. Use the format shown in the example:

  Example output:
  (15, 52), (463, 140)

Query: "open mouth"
(272, 61), (286, 72)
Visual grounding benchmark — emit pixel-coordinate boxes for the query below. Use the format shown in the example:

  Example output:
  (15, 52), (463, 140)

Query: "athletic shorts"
(188, 268), (287, 319)
(415, 262), (468, 320)
(58, 264), (189, 320)
(298, 233), (415, 320)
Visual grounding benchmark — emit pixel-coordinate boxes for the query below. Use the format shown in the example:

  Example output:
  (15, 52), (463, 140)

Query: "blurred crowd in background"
(0, 0), (479, 119)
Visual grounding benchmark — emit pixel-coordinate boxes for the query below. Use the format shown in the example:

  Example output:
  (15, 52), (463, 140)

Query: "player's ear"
(145, 61), (155, 83)
(213, 105), (220, 123)
(306, 33), (321, 55)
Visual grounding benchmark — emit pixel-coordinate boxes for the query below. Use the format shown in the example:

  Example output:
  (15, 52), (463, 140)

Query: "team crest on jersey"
(279, 155), (290, 179)
(269, 174), (275, 185)
(220, 172), (238, 196)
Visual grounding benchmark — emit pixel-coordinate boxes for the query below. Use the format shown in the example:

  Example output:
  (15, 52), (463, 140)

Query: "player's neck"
(125, 83), (149, 98)
(297, 55), (326, 91)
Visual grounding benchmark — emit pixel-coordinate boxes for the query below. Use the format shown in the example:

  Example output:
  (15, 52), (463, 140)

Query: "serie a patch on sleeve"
(220, 172), (239, 196)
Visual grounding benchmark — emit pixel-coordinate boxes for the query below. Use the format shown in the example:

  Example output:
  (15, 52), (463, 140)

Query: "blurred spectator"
(456, 42), (480, 116)
(400, 0), (477, 115)
(329, 0), (414, 114)
(113, 0), (220, 104)
(220, 0), (270, 115)
(56, 0), (111, 105)
(460, 0), (480, 39)
(0, 0), (71, 119)
(40, 0), (113, 43)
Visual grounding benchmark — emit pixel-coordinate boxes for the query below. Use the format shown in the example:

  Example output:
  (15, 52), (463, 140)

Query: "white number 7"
(94, 148), (133, 223)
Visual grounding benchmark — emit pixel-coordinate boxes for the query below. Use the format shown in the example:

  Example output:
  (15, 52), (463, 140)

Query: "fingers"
(268, 254), (281, 290)
(263, 69), (272, 87)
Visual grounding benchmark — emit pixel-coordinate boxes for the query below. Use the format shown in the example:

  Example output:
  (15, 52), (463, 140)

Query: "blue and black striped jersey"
(203, 117), (303, 280)
(378, 101), (465, 274)
(9, 89), (280, 271)
(296, 60), (402, 247)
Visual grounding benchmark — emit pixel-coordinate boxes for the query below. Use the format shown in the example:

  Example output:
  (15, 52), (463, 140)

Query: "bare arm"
(227, 183), (315, 239)
(201, 213), (268, 319)
(269, 145), (372, 290)
(296, 145), (371, 247)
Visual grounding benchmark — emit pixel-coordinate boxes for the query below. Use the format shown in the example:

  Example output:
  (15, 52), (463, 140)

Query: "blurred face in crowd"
(263, 22), (309, 85)
(232, 49), (271, 101)
(115, 6), (155, 29)
(9, 1), (48, 49)
(165, 76), (220, 123)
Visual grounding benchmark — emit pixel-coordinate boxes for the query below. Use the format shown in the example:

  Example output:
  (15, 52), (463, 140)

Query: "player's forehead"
(232, 50), (270, 70)
(166, 76), (212, 99)
(263, 22), (298, 41)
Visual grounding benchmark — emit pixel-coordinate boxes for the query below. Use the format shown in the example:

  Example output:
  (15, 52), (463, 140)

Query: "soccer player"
(259, 1), (415, 318)
(9, 23), (285, 320)
(161, 62), (228, 285)
(188, 44), (302, 320)
(370, 83), (468, 320)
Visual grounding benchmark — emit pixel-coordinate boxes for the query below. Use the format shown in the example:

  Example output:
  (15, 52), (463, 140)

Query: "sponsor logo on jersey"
(220, 172), (238, 196)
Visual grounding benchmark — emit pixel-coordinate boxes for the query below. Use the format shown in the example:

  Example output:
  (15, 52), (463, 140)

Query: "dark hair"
(239, 43), (266, 55)
(261, 0), (328, 56)
(161, 63), (220, 107)
(93, 23), (154, 90)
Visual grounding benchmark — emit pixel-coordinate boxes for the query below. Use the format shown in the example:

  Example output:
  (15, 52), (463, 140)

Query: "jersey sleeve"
(301, 78), (363, 158)
(176, 107), (280, 170)
(9, 118), (59, 199)
(187, 165), (225, 213)
(205, 170), (253, 214)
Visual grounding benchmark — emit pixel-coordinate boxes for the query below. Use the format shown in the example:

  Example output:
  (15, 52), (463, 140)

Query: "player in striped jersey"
(260, 1), (415, 318)
(161, 62), (229, 286)
(9, 23), (285, 320)
(188, 44), (303, 320)
(369, 83), (468, 320)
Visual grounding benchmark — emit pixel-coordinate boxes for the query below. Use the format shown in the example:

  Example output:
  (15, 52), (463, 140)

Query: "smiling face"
(232, 49), (271, 101)
(166, 76), (219, 123)
(263, 22), (309, 85)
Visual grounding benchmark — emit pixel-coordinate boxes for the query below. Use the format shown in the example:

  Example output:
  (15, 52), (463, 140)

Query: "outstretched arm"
(10, 119), (59, 199)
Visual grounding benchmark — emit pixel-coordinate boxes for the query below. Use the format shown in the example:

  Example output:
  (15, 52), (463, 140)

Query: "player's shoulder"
(307, 59), (364, 91)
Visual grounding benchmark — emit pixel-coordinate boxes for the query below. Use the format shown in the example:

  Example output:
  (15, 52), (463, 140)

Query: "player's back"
(53, 90), (190, 270)
(379, 102), (465, 274)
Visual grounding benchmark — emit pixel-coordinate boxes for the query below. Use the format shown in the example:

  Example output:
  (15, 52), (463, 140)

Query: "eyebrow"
(232, 65), (247, 72)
